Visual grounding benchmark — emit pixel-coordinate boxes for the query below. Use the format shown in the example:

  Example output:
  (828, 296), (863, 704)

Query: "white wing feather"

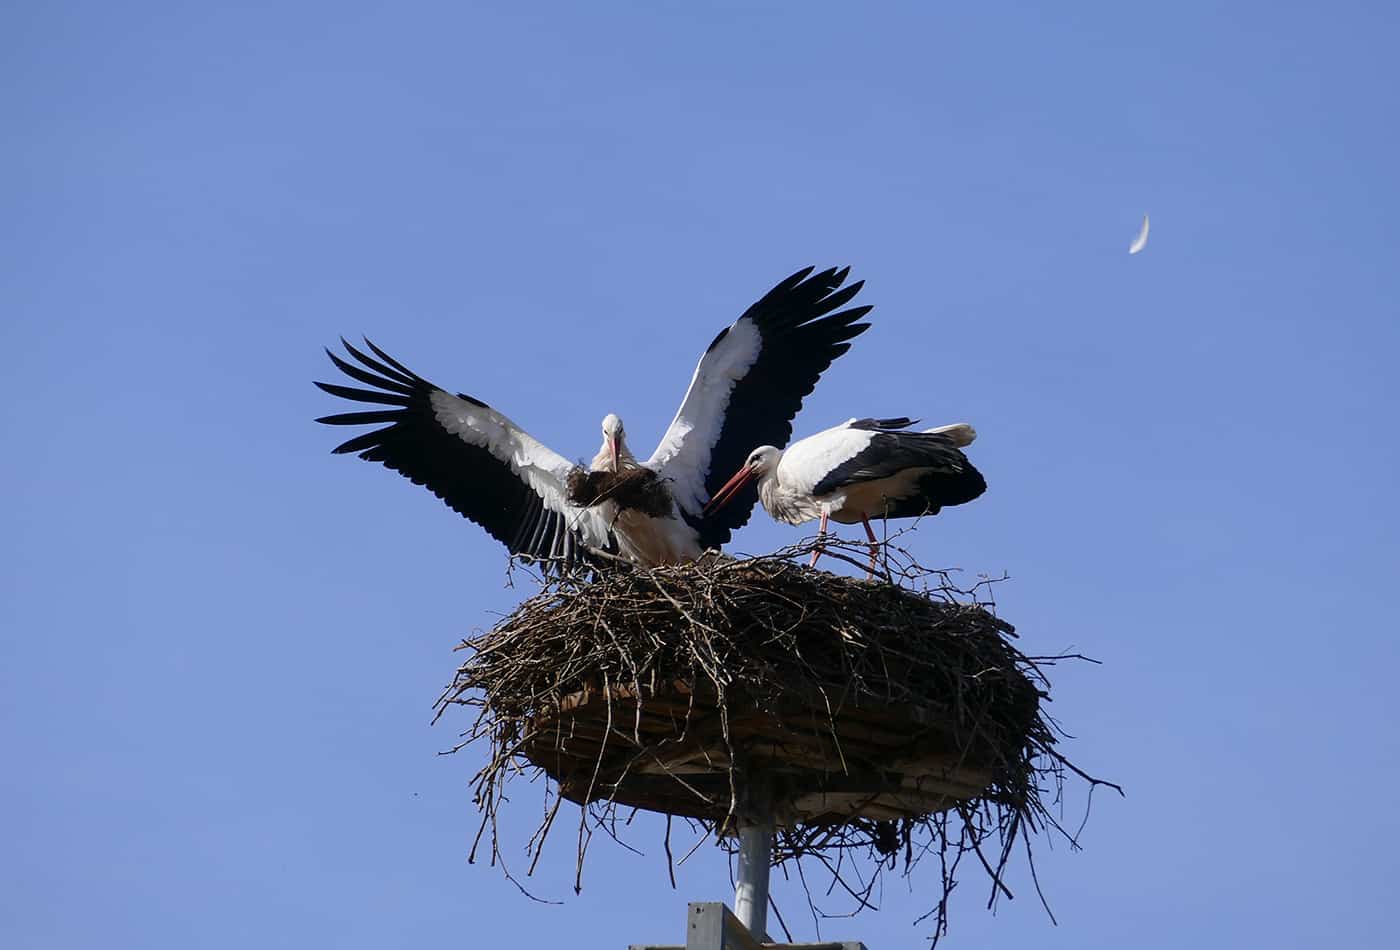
(646, 319), (763, 517)
(1129, 214), (1150, 255)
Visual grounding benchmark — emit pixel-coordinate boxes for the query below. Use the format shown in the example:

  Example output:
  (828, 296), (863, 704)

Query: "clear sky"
(3, 2), (1398, 947)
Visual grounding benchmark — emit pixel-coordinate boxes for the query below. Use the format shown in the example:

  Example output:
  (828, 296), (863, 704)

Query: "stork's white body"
(609, 507), (704, 566)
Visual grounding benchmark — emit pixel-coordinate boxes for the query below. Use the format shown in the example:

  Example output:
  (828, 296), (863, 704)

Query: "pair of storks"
(315, 267), (985, 573)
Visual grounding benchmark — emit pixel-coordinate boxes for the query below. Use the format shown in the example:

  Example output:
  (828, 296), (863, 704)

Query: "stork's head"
(602, 413), (624, 440)
(742, 445), (782, 477)
(703, 445), (781, 516)
(596, 413), (627, 472)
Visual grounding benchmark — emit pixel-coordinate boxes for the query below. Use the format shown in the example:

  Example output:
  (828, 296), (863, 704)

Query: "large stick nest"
(435, 537), (1117, 943)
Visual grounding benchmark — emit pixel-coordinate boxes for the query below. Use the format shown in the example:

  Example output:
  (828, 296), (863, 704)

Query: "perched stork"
(315, 266), (872, 570)
(704, 417), (986, 573)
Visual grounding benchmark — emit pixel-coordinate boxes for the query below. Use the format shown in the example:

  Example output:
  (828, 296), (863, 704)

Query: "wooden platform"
(524, 680), (996, 826)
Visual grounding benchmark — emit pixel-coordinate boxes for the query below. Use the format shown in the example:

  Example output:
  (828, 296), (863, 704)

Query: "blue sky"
(3, 2), (1398, 947)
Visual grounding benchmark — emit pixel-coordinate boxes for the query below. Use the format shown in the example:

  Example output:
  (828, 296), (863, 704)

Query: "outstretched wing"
(647, 266), (872, 548)
(315, 339), (613, 569)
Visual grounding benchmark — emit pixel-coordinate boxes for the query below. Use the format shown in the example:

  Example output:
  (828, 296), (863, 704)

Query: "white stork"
(704, 417), (986, 572)
(314, 267), (871, 570)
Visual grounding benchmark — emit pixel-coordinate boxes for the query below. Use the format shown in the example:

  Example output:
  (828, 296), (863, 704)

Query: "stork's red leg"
(861, 515), (880, 578)
(809, 511), (830, 567)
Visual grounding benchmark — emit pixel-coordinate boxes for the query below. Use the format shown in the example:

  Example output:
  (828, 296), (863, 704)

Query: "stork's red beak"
(610, 436), (619, 471)
(703, 465), (756, 515)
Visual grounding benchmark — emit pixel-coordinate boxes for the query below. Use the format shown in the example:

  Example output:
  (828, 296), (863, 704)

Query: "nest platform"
(527, 656), (1015, 827)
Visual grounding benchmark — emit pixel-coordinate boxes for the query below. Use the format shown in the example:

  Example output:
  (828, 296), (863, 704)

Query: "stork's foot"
(809, 544), (825, 568)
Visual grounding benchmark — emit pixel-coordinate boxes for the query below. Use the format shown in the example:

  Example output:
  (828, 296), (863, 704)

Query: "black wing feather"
(325, 348), (416, 395)
(314, 381), (410, 407)
(848, 417), (919, 432)
(339, 337), (416, 386)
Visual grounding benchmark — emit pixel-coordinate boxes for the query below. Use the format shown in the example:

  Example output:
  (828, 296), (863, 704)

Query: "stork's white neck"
(756, 461), (827, 526)
(591, 433), (640, 472)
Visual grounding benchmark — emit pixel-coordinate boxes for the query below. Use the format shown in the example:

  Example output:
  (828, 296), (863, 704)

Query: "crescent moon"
(1128, 214), (1150, 255)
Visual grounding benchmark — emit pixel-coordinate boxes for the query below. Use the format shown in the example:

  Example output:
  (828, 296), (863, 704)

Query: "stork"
(314, 266), (872, 571)
(704, 417), (986, 574)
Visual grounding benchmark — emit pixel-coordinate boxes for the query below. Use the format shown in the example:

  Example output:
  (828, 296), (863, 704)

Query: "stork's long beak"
(609, 436), (618, 471)
(703, 465), (756, 515)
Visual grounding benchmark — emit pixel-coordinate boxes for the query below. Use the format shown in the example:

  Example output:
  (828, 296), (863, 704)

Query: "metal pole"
(733, 815), (773, 939)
